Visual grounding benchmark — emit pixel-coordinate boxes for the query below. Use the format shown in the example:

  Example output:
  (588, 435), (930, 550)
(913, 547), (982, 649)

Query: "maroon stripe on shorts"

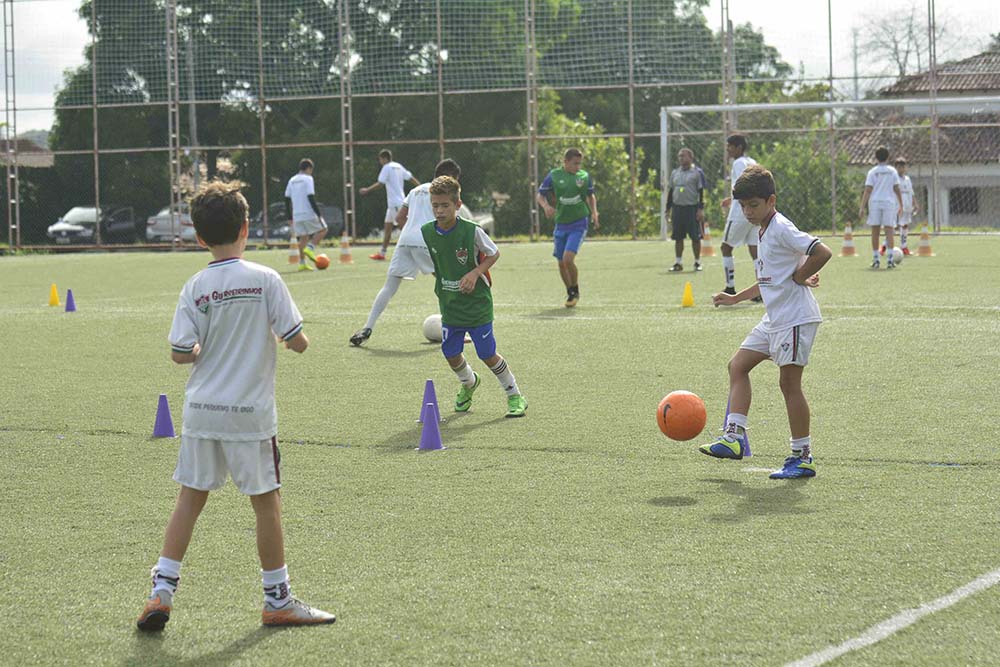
(271, 436), (281, 485)
(792, 326), (799, 362)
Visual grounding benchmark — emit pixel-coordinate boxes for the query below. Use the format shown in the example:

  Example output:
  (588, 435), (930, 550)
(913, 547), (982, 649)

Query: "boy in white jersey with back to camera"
(284, 158), (327, 272)
(700, 165), (832, 480)
(360, 149), (421, 261)
(136, 181), (335, 632)
(718, 134), (760, 300)
(858, 145), (903, 269)
(350, 158), (462, 347)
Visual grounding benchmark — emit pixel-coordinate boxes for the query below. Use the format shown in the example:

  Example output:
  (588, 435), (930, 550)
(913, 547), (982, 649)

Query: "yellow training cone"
(49, 283), (60, 307)
(681, 281), (695, 308)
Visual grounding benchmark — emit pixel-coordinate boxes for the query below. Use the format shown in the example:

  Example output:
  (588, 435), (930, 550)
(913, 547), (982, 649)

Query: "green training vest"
(421, 217), (493, 327)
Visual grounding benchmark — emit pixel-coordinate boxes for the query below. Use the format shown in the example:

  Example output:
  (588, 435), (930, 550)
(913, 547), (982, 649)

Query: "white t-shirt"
(398, 183), (432, 247)
(755, 211), (823, 333)
(899, 174), (914, 211)
(284, 173), (317, 222)
(865, 164), (900, 206)
(169, 258), (303, 441)
(727, 155), (757, 223)
(378, 161), (413, 208)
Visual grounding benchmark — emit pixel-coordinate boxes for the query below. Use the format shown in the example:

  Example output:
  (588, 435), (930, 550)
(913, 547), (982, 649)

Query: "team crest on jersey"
(576, 177), (585, 187)
(456, 247), (468, 265)
(194, 294), (211, 314)
(781, 342), (790, 352)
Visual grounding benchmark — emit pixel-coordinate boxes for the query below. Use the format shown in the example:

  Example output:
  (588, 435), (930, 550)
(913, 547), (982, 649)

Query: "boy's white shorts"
(174, 436), (281, 496)
(722, 215), (758, 248)
(387, 244), (435, 279)
(867, 204), (897, 228)
(293, 216), (327, 237)
(898, 209), (913, 227)
(385, 205), (402, 224)
(740, 322), (820, 367)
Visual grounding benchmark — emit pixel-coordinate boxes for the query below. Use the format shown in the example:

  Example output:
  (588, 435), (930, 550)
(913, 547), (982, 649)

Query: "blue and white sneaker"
(698, 435), (744, 460)
(769, 455), (816, 479)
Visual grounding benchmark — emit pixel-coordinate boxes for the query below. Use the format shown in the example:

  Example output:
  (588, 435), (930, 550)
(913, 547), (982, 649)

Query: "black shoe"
(349, 328), (372, 346)
(723, 286), (736, 296)
(669, 264), (684, 272)
(694, 262), (703, 272)
(750, 295), (763, 303)
(871, 259), (880, 269)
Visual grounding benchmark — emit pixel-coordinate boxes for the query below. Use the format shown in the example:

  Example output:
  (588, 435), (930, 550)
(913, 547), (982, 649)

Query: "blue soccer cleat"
(698, 435), (744, 460)
(769, 456), (816, 479)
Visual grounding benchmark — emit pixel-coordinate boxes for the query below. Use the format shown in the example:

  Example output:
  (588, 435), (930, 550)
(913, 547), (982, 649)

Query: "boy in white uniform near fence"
(700, 165), (832, 480)
(137, 181), (335, 631)
(719, 134), (759, 298)
(859, 145), (903, 269)
(894, 157), (917, 255)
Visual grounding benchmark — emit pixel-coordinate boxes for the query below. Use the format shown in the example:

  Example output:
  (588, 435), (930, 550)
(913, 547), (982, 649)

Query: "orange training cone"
(701, 224), (716, 257)
(839, 224), (857, 257)
(917, 224), (935, 257)
(287, 240), (300, 264)
(339, 231), (353, 264)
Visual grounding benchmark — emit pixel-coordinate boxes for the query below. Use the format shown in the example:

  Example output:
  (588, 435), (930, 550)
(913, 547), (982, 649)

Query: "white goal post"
(660, 95), (1000, 239)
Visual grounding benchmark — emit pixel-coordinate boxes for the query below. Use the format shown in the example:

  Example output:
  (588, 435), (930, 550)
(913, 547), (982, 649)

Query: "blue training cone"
(153, 394), (176, 438)
(723, 398), (751, 457)
(64, 289), (76, 313)
(417, 402), (445, 451)
(417, 378), (442, 423)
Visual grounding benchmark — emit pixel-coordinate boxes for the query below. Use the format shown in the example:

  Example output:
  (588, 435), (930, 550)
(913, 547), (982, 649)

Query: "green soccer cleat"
(698, 435), (744, 460)
(505, 394), (528, 418)
(455, 373), (480, 412)
(302, 246), (317, 263)
(298, 263), (314, 272)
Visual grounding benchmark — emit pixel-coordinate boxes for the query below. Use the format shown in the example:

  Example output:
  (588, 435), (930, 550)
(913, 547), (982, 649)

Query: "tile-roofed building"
(881, 49), (1000, 97)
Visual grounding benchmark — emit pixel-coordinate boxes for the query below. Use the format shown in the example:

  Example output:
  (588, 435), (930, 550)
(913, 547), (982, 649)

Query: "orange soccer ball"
(656, 391), (707, 441)
(315, 253), (330, 270)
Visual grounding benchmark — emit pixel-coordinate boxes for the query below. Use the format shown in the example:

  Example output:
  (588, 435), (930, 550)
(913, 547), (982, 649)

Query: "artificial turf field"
(1, 236), (999, 666)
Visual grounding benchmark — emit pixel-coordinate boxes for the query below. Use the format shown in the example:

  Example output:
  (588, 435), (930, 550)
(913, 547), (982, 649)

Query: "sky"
(3, 0), (999, 134)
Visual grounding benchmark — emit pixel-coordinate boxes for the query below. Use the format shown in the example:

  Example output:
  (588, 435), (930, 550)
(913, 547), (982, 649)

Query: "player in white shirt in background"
(893, 157), (918, 255)
(137, 181), (335, 632)
(700, 165), (832, 480)
(858, 145), (903, 269)
(350, 159), (462, 347)
(719, 134), (760, 300)
(359, 149), (421, 261)
(284, 159), (327, 272)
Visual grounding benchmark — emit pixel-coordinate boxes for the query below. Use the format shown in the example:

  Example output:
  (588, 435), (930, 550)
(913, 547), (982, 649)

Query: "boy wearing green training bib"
(421, 176), (527, 418)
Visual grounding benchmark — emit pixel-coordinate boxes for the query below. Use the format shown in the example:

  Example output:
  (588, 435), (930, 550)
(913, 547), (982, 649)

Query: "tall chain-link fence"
(2, 0), (998, 250)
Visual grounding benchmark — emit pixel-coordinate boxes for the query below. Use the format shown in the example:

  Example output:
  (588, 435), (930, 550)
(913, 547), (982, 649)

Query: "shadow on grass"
(527, 307), (577, 319)
(351, 345), (438, 359)
(699, 476), (814, 523)
(373, 412), (511, 453)
(648, 496), (698, 508)
(125, 625), (296, 667)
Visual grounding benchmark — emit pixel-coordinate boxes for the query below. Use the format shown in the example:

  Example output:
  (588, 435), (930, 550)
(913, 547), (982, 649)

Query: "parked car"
(46, 206), (138, 244)
(146, 204), (195, 243)
(250, 201), (345, 241)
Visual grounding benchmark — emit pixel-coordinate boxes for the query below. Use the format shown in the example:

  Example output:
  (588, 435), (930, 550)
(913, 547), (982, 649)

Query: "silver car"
(146, 204), (195, 242)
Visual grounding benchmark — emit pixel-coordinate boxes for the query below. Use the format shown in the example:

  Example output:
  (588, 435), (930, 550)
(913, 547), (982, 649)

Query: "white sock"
(791, 435), (811, 459)
(262, 565), (292, 608)
(380, 245), (388, 255)
(901, 227), (908, 248)
(873, 250), (879, 261)
(725, 412), (748, 438)
(453, 360), (477, 388)
(886, 242), (894, 260)
(364, 275), (403, 330)
(152, 556), (182, 594)
(675, 256), (683, 266)
(722, 256), (735, 288)
(307, 242), (315, 251)
(489, 356), (520, 397)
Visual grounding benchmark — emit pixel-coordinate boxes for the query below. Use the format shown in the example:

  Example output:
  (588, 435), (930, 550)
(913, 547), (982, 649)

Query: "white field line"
(785, 566), (1000, 667)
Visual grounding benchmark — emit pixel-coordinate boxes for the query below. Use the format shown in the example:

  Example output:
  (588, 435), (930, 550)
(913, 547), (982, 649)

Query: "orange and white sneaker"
(368, 252), (386, 261)
(136, 589), (173, 632)
(262, 597), (336, 626)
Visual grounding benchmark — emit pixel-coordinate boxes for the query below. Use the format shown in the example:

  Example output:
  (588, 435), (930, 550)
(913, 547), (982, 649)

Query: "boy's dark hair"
(894, 157), (907, 166)
(434, 158), (461, 180)
(732, 165), (776, 201)
(189, 180), (249, 246)
(875, 146), (890, 162)
(564, 147), (583, 160)
(727, 134), (748, 151)
(299, 158), (314, 172)
(429, 175), (461, 202)
(379, 149), (393, 161)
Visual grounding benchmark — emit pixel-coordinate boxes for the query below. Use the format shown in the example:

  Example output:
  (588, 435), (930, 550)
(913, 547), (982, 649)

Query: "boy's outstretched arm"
(284, 331), (309, 353)
(793, 242), (832, 285)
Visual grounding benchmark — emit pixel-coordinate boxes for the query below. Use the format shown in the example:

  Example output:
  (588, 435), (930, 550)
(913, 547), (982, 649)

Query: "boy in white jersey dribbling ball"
(700, 166), (832, 479)
(137, 181), (335, 632)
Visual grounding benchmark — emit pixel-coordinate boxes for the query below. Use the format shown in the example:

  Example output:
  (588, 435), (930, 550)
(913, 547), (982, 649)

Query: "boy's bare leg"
(870, 225), (880, 252)
(560, 251), (579, 288)
(884, 226), (895, 251)
(161, 486), (209, 561)
(726, 348), (769, 416)
(674, 239), (685, 264)
(250, 490), (285, 571)
(778, 364), (809, 440)
(380, 222), (393, 254)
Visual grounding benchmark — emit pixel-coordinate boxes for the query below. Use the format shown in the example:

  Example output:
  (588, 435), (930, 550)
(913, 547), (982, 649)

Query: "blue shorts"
(442, 321), (497, 360)
(553, 222), (588, 260)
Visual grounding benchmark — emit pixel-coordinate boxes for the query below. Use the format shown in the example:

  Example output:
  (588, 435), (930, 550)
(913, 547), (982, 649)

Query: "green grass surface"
(2, 238), (998, 666)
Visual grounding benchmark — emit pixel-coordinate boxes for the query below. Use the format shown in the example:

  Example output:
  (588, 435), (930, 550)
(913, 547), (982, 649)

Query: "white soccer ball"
(891, 247), (903, 265)
(422, 314), (443, 342)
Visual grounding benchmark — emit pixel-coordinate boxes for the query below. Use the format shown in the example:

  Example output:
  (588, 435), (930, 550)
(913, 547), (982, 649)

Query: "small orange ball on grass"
(656, 391), (707, 441)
